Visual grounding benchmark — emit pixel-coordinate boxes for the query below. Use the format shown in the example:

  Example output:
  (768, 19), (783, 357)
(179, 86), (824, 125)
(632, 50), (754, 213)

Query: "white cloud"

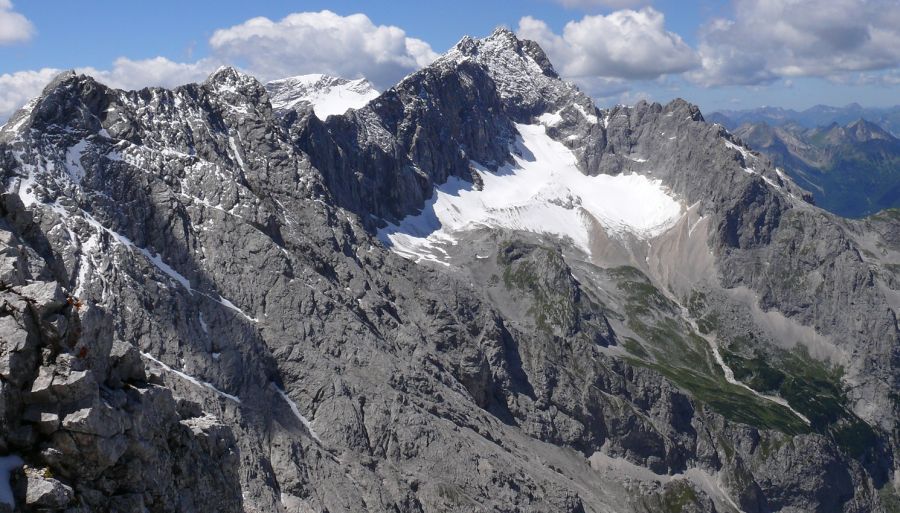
(553, 0), (650, 8)
(831, 69), (900, 87)
(9, 8), (688, 123)
(0, 68), (60, 122)
(555, 0), (652, 9)
(691, 0), (900, 86)
(208, 10), (438, 88)
(517, 8), (698, 80)
(570, 76), (631, 100)
(0, 0), (34, 45)
(618, 90), (653, 105)
(78, 57), (219, 90)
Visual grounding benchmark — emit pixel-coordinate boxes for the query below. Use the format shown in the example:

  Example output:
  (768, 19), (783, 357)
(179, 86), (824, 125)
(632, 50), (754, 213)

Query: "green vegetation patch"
(621, 337), (649, 359)
(499, 244), (578, 336)
(721, 340), (879, 456)
(646, 361), (809, 434)
(722, 343), (843, 427)
(609, 266), (677, 318)
(611, 267), (810, 435)
(661, 480), (700, 513)
(495, 241), (610, 346)
(681, 287), (879, 455)
(878, 483), (900, 513)
(870, 208), (900, 222)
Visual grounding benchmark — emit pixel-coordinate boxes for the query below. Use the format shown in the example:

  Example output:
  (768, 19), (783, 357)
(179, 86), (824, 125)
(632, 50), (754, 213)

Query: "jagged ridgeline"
(0, 27), (897, 513)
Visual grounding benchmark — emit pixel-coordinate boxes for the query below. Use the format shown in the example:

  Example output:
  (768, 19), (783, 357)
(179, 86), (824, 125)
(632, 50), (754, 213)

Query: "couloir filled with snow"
(379, 123), (683, 264)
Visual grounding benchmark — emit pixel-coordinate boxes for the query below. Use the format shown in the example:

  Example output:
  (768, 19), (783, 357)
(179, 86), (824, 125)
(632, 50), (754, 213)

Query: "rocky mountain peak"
(812, 118), (896, 145)
(446, 26), (558, 79)
(425, 29), (583, 120)
(204, 66), (267, 100)
(206, 65), (254, 86)
(845, 118), (894, 142)
(0, 71), (110, 140)
(452, 27), (518, 53)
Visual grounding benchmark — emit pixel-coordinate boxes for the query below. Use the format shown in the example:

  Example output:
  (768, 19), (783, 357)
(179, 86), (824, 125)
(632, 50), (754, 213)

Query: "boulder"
(61, 399), (126, 438)
(0, 316), (35, 387)
(105, 339), (145, 388)
(25, 470), (73, 509)
(19, 282), (65, 319)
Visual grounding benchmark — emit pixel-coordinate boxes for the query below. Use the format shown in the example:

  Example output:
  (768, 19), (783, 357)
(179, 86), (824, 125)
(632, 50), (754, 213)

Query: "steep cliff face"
(0, 196), (242, 513)
(0, 28), (896, 513)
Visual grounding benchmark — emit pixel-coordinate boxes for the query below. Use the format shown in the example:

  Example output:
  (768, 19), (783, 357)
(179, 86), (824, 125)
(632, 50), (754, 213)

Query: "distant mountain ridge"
(265, 73), (379, 120)
(734, 118), (900, 217)
(711, 103), (900, 137)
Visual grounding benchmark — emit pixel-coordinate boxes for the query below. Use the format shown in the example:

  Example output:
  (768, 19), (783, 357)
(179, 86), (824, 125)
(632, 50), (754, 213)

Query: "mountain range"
(0, 28), (897, 513)
(733, 119), (900, 217)
(710, 104), (900, 138)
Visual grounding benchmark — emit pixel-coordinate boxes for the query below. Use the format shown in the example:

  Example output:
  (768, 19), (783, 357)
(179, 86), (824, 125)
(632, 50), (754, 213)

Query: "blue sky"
(2, 0), (900, 121)
(3, 1), (718, 68)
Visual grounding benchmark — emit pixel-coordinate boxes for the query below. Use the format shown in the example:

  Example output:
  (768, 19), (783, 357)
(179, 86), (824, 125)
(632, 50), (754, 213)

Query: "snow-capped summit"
(265, 74), (379, 120)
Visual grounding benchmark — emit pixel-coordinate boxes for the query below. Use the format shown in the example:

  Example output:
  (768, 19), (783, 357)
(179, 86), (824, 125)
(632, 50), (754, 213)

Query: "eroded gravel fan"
(0, 28), (897, 512)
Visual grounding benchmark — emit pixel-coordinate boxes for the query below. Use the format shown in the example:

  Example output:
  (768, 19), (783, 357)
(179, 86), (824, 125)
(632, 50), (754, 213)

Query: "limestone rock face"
(0, 226), (241, 510)
(0, 28), (896, 513)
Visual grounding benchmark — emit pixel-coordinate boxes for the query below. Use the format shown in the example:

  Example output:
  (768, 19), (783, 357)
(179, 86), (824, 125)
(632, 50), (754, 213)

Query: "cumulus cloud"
(570, 77), (632, 101)
(79, 57), (219, 90)
(0, 68), (60, 122)
(0, 0), (34, 45)
(831, 69), (900, 87)
(691, 0), (900, 86)
(617, 90), (653, 105)
(208, 10), (438, 88)
(553, 0), (650, 8)
(517, 8), (698, 80)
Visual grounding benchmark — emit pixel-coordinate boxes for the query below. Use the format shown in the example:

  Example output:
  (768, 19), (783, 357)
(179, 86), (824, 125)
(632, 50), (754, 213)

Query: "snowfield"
(380, 123), (683, 263)
(266, 74), (379, 120)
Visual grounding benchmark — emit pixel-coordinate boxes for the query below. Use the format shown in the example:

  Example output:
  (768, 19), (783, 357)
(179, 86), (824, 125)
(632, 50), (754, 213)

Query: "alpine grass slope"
(0, 28), (897, 512)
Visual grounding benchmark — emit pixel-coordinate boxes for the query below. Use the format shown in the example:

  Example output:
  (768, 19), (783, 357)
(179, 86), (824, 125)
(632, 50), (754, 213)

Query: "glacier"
(379, 122), (683, 264)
